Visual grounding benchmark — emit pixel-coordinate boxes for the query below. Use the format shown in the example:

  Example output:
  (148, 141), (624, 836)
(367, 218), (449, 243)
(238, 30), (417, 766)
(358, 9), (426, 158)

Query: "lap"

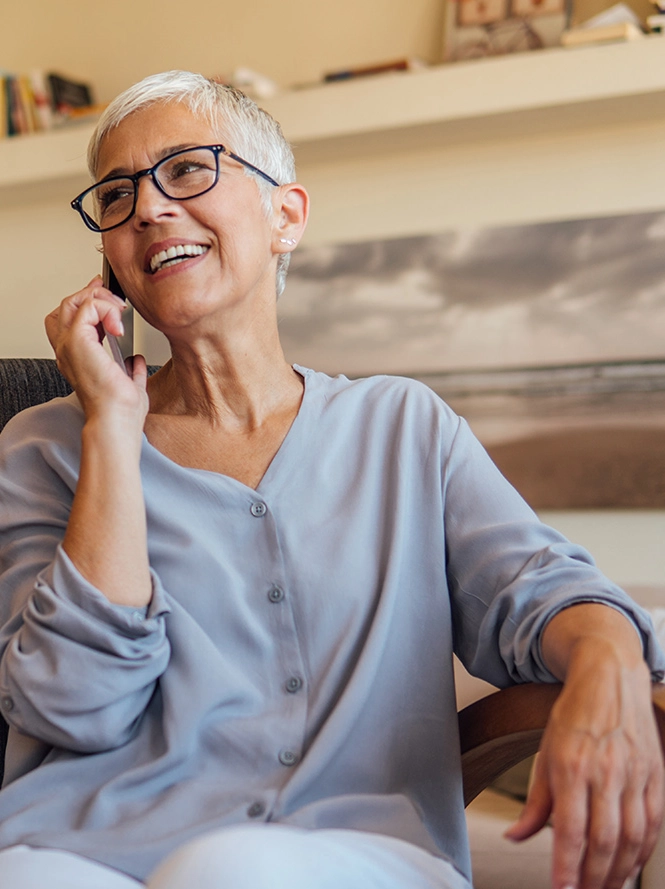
(0, 826), (472, 889)
(0, 845), (142, 888)
(149, 824), (471, 889)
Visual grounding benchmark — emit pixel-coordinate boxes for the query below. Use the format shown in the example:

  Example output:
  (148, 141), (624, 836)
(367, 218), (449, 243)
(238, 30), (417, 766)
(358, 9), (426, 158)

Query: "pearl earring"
(279, 238), (297, 246)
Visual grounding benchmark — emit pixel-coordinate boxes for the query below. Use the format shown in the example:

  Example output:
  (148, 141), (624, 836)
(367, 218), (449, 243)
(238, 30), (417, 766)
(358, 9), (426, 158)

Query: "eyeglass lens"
(81, 147), (219, 230)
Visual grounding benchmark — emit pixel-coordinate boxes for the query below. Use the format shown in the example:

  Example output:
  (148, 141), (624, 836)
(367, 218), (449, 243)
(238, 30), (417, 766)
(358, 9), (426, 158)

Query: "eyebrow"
(99, 144), (210, 181)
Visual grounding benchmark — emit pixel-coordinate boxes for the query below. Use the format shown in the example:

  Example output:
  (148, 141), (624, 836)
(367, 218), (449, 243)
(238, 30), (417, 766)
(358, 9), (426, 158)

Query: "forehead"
(96, 102), (223, 178)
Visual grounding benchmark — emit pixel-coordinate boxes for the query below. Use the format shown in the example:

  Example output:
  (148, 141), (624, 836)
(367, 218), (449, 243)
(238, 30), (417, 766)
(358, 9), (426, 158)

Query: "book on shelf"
(647, 12), (665, 28)
(1, 70), (96, 139)
(322, 58), (427, 83)
(47, 73), (93, 113)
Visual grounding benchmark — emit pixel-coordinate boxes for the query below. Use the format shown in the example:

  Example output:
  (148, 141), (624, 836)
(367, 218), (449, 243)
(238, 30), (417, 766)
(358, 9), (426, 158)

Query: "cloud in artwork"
(279, 211), (665, 375)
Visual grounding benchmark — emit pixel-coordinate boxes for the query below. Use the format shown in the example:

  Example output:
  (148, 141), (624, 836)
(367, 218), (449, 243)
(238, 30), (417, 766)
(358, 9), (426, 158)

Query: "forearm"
(63, 413), (151, 607)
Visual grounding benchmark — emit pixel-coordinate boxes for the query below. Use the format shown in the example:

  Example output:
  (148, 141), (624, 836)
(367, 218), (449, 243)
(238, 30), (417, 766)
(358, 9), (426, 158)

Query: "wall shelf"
(264, 35), (665, 161)
(2, 35), (665, 197)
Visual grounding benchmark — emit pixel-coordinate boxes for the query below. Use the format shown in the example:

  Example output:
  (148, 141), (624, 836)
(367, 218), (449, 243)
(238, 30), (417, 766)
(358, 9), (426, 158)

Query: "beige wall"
(2, 4), (664, 592)
(1, 0), (446, 103)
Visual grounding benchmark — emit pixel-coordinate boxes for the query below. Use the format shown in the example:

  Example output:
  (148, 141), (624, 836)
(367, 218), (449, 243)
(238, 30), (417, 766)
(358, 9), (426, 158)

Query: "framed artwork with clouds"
(279, 210), (665, 508)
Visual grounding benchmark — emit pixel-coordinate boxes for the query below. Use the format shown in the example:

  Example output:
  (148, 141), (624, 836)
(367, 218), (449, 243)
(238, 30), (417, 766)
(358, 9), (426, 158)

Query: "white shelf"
(1, 121), (94, 187)
(263, 35), (665, 154)
(2, 36), (665, 195)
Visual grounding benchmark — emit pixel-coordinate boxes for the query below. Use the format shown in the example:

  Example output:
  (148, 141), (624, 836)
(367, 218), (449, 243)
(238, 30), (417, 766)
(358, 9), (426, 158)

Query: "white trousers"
(0, 825), (471, 889)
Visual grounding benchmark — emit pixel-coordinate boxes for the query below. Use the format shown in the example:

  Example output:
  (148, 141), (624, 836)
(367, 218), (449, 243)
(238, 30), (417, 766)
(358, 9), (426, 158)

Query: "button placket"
(256, 512), (307, 779)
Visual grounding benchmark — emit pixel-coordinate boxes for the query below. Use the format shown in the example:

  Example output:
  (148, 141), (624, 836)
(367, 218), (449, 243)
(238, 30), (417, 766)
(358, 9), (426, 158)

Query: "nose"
(132, 174), (178, 227)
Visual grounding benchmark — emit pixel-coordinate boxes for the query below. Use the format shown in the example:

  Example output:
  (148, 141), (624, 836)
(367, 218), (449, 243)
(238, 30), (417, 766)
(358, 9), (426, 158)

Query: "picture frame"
(443, 0), (568, 61)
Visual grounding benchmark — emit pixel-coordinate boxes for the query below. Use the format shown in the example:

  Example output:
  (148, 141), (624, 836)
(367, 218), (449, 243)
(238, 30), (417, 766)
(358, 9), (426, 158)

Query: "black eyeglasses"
(71, 144), (280, 233)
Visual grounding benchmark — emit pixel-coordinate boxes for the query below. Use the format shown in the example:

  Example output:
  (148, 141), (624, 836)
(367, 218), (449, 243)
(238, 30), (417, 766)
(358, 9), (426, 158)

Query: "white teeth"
(150, 244), (208, 273)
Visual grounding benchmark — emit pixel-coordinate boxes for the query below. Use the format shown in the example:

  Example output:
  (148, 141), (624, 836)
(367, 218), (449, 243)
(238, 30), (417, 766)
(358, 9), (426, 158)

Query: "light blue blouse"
(0, 367), (662, 882)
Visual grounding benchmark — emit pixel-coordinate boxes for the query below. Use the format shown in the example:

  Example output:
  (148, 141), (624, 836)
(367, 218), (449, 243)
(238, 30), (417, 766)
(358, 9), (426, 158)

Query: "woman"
(0, 70), (662, 889)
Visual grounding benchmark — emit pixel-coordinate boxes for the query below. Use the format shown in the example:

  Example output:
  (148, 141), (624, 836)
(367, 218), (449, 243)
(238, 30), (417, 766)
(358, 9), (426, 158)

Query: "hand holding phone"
(102, 258), (134, 374)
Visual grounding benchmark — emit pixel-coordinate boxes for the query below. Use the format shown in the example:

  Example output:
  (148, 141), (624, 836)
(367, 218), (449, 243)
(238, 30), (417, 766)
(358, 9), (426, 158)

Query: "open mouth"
(149, 244), (209, 274)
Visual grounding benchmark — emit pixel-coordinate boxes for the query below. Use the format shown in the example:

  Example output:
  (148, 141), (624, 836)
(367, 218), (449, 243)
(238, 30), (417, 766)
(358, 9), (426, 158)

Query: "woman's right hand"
(45, 276), (153, 607)
(45, 275), (148, 428)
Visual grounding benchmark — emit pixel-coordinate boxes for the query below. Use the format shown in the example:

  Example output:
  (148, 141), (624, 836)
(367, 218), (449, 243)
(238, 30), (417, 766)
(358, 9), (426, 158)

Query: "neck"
(147, 311), (302, 430)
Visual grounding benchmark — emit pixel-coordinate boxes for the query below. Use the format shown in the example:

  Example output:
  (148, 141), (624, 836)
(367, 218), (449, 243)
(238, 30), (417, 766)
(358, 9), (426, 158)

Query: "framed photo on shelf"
(443, 0), (568, 61)
(511, 0), (566, 16)
(458, 0), (509, 27)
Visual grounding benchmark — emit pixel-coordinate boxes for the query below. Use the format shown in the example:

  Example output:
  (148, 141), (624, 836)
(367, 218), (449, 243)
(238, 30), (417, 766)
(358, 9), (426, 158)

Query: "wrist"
(565, 631), (648, 683)
(542, 603), (645, 681)
(81, 410), (144, 457)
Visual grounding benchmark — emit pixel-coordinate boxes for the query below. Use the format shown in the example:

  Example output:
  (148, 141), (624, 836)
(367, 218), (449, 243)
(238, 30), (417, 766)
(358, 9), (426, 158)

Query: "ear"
(272, 182), (309, 254)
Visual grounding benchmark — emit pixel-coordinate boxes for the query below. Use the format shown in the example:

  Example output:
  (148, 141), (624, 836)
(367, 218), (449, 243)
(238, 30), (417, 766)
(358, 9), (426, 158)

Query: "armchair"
(1, 357), (664, 883)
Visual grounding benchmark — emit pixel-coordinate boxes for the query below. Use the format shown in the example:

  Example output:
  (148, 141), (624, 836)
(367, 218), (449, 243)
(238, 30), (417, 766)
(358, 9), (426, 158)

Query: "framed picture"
(443, 0), (567, 60)
(458, 0), (509, 27)
(511, 0), (566, 16)
(279, 210), (665, 509)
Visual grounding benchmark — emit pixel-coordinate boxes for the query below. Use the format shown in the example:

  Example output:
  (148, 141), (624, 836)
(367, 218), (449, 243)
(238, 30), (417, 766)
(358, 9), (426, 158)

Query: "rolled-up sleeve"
(0, 401), (171, 753)
(443, 416), (665, 686)
(0, 547), (170, 752)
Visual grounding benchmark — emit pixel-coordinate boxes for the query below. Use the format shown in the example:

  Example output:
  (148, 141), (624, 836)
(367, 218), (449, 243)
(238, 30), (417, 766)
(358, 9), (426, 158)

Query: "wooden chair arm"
(458, 682), (665, 807)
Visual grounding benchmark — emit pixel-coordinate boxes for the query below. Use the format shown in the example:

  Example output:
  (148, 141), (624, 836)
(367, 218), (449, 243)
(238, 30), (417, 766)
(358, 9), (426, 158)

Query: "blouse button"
(285, 676), (303, 694)
(247, 801), (265, 818)
(278, 749), (299, 767)
(250, 502), (267, 517)
(268, 586), (284, 603)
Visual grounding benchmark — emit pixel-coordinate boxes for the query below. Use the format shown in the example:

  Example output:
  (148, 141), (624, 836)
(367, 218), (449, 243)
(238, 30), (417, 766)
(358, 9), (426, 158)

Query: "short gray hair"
(89, 70), (296, 296)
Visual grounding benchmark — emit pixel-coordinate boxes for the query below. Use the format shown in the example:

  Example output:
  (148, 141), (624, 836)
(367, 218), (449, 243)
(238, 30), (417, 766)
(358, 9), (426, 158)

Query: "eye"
(159, 149), (217, 187)
(169, 160), (209, 179)
(96, 181), (133, 210)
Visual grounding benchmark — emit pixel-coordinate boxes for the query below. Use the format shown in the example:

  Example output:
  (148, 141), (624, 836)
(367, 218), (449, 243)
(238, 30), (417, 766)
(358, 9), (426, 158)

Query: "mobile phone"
(102, 257), (134, 372)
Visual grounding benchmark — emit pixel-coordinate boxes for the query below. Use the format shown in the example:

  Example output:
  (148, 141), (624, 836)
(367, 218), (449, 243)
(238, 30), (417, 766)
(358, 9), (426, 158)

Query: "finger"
(550, 784), (589, 889)
(598, 785), (645, 889)
(578, 783), (622, 889)
(505, 757), (552, 841)
(127, 354), (148, 389)
(47, 279), (124, 342)
(633, 763), (665, 875)
(65, 296), (124, 344)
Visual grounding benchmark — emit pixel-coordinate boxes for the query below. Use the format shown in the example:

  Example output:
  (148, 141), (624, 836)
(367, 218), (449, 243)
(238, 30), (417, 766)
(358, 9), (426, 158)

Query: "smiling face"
(97, 101), (286, 342)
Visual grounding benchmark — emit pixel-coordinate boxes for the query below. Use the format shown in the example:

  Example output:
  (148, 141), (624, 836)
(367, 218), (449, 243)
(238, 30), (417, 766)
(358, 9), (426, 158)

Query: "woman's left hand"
(506, 605), (664, 889)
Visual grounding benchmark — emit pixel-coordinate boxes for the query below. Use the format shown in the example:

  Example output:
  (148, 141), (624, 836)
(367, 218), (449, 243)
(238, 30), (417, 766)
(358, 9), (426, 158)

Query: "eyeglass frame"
(70, 144), (281, 233)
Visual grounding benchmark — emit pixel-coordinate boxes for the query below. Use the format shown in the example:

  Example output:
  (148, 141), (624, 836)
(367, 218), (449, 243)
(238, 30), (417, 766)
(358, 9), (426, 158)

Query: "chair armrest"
(458, 683), (665, 807)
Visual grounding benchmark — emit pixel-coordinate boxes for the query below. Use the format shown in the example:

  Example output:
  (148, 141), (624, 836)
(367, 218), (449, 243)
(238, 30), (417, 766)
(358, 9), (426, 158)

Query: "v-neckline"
(141, 365), (313, 495)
